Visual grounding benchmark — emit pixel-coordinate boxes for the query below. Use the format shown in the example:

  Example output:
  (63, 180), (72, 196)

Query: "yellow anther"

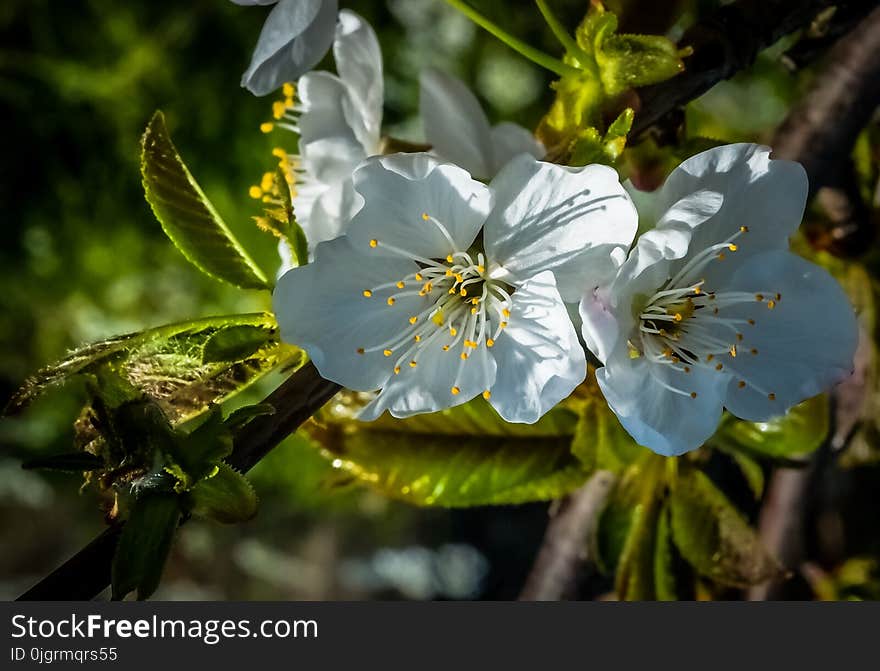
(471, 308), (477, 315)
(461, 289), (468, 297)
(706, 354), (715, 362)
(768, 393), (776, 401)
(383, 349), (393, 357)
(738, 381), (746, 388)
(482, 390), (491, 400)
(455, 274), (463, 283)
(448, 288), (456, 294)
(755, 293), (764, 301)
(460, 353), (468, 360)
(500, 321), (508, 329)
(449, 327), (458, 336)
(451, 386), (461, 395)
(673, 313), (683, 322)
(445, 269), (453, 277)
(396, 281), (405, 289)
(446, 254), (454, 263)
(717, 252), (726, 260)
(750, 348), (758, 355)
(502, 308), (511, 318)
(272, 101), (286, 119)
(421, 212), (430, 221)
(736, 333), (744, 341)
(690, 392), (698, 399)
(260, 122), (274, 134)
(729, 345), (738, 358)
(248, 186), (263, 199)
(471, 298), (480, 305)
(409, 316), (418, 325)
(363, 290), (372, 298)
(393, 366), (401, 375)
(369, 239), (378, 248)
(767, 300), (776, 310)
(748, 319), (756, 326)
(409, 361), (417, 368)
(684, 366), (691, 373)
(486, 339), (495, 348)
(415, 273), (424, 281)
(728, 244), (738, 252)
(414, 335), (421, 342)
(261, 172), (274, 191)
(662, 347), (673, 358)
(442, 345), (450, 351)
(693, 286), (702, 295)
(272, 147), (287, 159)
(356, 348), (365, 355)
(775, 293), (782, 301)
(387, 297), (396, 306)
(715, 363), (723, 371)
(740, 226), (749, 233)
(477, 265), (485, 273)
(282, 82), (295, 98)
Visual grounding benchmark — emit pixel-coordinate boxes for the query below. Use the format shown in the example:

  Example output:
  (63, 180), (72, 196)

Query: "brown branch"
(16, 363), (341, 601)
(631, 0), (880, 139)
(747, 5), (880, 600)
(519, 470), (617, 601)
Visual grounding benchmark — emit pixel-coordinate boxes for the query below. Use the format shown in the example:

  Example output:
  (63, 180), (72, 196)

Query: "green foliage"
(310, 396), (587, 507)
(568, 108), (634, 167)
(141, 111), (270, 290)
(715, 395), (830, 460)
(669, 467), (779, 588)
(189, 463), (259, 524)
(112, 490), (181, 600)
(162, 410), (233, 491)
(7, 313), (301, 425)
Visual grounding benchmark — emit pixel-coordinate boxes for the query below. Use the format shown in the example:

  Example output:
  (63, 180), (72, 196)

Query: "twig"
(519, 470), (616, 601)
(631, 0), (880, 139)
(16, 363), (341, 601)
(747, 5), (880, 600)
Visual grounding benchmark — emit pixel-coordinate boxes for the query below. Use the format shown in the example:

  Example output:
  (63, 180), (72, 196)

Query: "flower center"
(633, 226), (781, 401)
(358, 213), (512, 400)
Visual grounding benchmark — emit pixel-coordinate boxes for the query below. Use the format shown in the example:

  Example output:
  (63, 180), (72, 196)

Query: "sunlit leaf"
(669, 468), (779, 587)
(311, 397), (584, 507)
(653, 504), (677, 600)
(570, 386), (645, 474)
(141, 111), (269, 289)
(162, 409), (233, 490)
(615, 501), (659, 599)
(7, 313), (301, 424)
(717, 395), (830, 459)
(188, 463), (258, 524)
(202, 325), (274, 364)
(111, 491), (181, 600)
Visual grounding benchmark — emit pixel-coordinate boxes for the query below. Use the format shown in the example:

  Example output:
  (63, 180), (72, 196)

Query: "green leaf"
(112, 491), (181, 600)
(162, 409), (233, 490)
(714, 442), (765, 499)
(312, 398), (585, 506)
(597, 33), (685, 96)
(188, 463), (259, 524)
(275, 167), (309, 268)
(202, 325), (274, 364)
(7, 313), (300, 424)
(571, 389), (645, 474)
(141, 111), (269, 289)
(224, 403), (275, 429)
(653, 504), (678, 600)
(22, 451), (105, 472)
(669, 468), (779, 587)
(717, 395), (830, 459)
(615, 501), (659, 599)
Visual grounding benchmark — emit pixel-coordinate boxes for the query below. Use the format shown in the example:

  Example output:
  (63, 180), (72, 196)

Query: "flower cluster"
(256, 10), (857, 456)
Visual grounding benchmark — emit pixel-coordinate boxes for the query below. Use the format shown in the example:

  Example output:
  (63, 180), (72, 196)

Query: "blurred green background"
(2, 0), (875, 600)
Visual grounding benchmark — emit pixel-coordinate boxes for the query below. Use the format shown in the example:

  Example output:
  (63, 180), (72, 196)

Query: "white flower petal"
(347, 153), (492, 260)
(297, 71), (359, 154)
(659, 144), (808, 285)
(484, 156), (637, 300)
(708, 250), (858, 421)
(488, 122), (545, 175)
(334, 10), (383, 153)
(241, 0), (337, 96)
(273, 236), (429, 391)
(488, 271), (586, 423)
(420, 68), (493, 179)
(300, 133), (365, 184)
(579, 284), (618, 365)
(596, 346), (727, 456)
(301, 178), (363, 248)
(359, 334), (497, 420)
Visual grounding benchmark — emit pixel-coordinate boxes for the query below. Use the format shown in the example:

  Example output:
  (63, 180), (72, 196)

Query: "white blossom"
(580, 143), (858, 455)
(274, 153), (637, 423)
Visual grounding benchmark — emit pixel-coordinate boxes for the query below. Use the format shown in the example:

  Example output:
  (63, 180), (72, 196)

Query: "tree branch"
(519, 470), (617, 601)
(17, 363), (341, 601)
(631, 0), (880, 139)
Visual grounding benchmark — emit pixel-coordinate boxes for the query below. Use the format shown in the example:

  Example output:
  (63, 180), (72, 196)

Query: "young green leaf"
(653, 504), (678, 601)
(669, 468), (779, 587)
(202, 324), (275, 364)
(141, 111), (269, 290)
(311, 398), (585, 506)
(111, 491), (181, 600)
(188, 463), (259, 524)
(717, 395), (830, 460)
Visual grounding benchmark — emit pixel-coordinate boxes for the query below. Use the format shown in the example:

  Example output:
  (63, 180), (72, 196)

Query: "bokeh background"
(2, 0), (877, 600)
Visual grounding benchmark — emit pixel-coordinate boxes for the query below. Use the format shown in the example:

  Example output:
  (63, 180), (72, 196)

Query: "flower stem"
(442, 0), (579, 77)
(534, 0), (586, 61)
